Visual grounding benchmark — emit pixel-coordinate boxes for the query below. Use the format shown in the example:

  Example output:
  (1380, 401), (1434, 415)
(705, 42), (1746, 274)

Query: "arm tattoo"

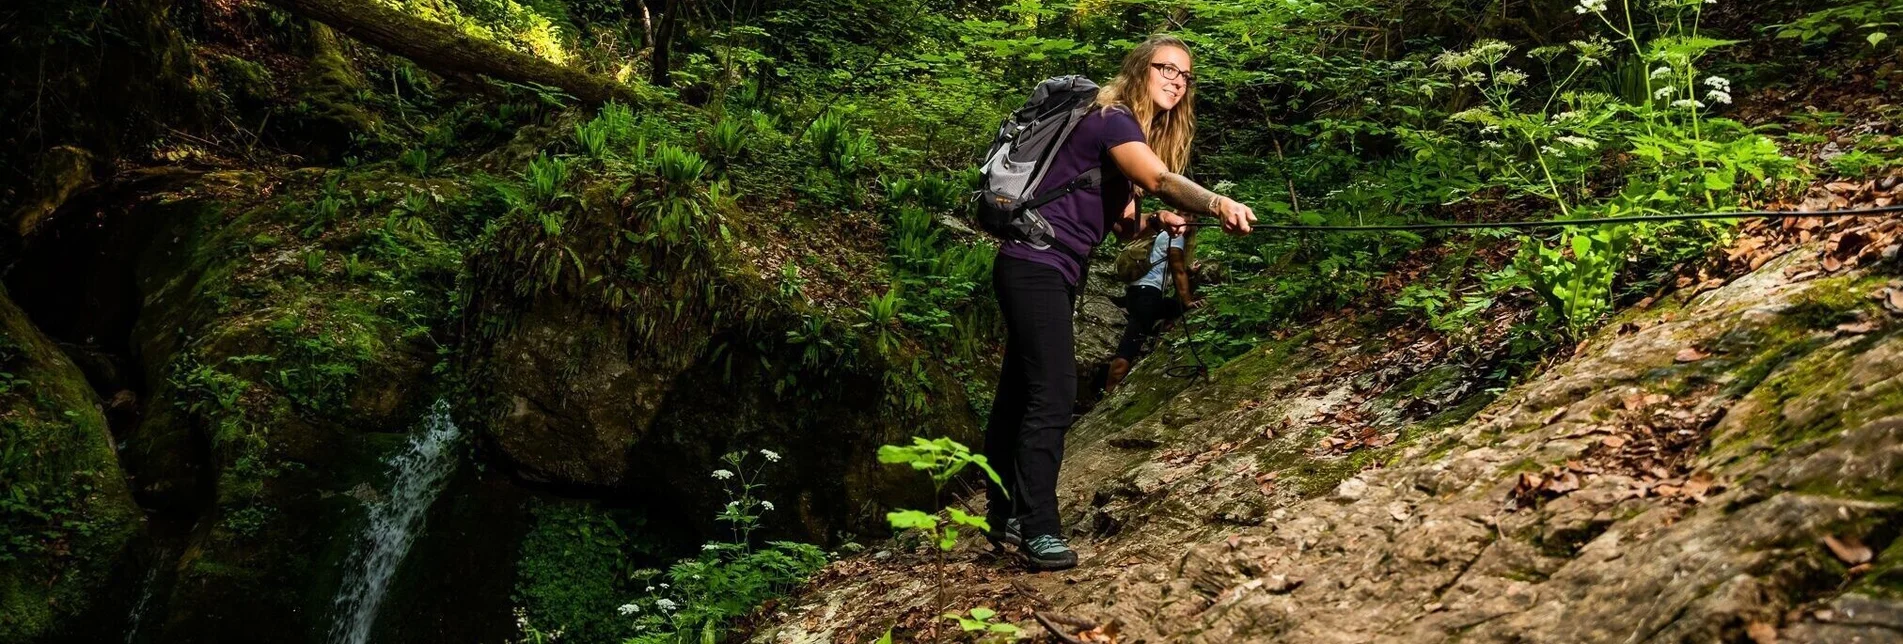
(1153, 172), (1221, 216)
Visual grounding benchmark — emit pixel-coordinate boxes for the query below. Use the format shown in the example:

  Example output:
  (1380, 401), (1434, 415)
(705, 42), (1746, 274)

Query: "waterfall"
(328, 400), (463, 644)
(123, 563), (160, 644)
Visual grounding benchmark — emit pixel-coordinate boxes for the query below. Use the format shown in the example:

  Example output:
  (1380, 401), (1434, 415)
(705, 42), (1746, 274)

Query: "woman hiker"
(984, 35), (1256, 571)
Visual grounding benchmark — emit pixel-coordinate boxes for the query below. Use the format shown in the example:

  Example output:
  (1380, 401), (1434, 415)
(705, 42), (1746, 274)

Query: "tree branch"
(261, 0), (644, 105)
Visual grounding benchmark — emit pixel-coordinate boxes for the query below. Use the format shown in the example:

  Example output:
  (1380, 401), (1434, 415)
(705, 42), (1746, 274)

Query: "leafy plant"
(878, 436), (1005, 623)
(399, 147), (430, 176)
(942, 606), (1024, 641)
(574, 117), (611, 159)
(857, 285), (905, 356)
(524, 154), (573, 206)
(708, 116), (750, 164)
(642, 143), (712, 244)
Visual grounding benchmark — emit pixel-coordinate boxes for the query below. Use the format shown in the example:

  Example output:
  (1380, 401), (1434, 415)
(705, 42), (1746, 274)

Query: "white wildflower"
(659, 583), (670, 589)
(1704, 76), (1731, 91)
(655, 599), (678, 611)
(1575, 0), (1607, 13)
(618, 603), (640, 616)
(1706, 89), (1732, 104)
(646, 586), (656, 592)
(1463, 71), (1487, 84)
(712, 469), (734, 480)
(1540, 145), (1560, 155)
(1480, 124), (1501, 135)
(1670, 98), (1706, 109)
(1494, 69), (1529, 86)
(760, 449), (781, 462)
(703, 543), (720, 551)
(762, 501), (775, 511)
(1650, 66), (1673, 79)
(1557, 136), (1598, 149)
(1653, 86), (1677, 100)
(1482, 140), (1506, 149)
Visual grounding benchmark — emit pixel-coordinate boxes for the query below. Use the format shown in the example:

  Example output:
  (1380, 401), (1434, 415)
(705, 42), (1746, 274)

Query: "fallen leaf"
(1886, 288), (1903, 313)
(1602, 435), (1628, 449)
(1675, 347), (1710, 363)
(1264, 574), (1304, 594)
(1823, 534), (1873, 565)
(1226, 534), (1243, 550)
(1823, 254), (1843, 272)
(1837, 321), (1876, 334)
(1745, 621), (1778, 644)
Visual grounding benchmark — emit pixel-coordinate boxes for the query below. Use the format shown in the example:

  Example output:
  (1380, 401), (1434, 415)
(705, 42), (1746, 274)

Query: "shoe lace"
(1027, 534), (1070, 554)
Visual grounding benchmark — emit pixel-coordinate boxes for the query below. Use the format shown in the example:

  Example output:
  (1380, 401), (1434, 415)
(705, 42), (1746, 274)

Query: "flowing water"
(328, 400), (463, 644)
(123, 563), (160, 643)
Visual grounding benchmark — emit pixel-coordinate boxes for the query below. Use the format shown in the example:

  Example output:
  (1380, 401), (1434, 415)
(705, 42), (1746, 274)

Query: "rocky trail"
(753, 199), (1903, 643)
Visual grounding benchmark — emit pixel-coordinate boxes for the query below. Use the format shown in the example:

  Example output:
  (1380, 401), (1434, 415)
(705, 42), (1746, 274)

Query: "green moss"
(0, 292), (142, 642)
(1785, 275), (1881, 330)
(1852, 537), (1903, 600)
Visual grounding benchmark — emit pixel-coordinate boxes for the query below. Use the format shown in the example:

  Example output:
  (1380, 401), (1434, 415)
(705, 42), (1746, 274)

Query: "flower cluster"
(1703, 76), (1732, 104)
(712, 469), (734, 480)
(1575, 0), (1607, 14)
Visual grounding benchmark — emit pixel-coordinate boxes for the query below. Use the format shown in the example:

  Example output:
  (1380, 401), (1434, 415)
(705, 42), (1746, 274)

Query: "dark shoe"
(985, 517), (1022, 548)
(1022, 534), (1078, 571)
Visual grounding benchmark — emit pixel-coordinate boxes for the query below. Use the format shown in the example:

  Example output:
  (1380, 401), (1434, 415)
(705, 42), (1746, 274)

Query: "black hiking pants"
(985, 256), (1077, 539)
(1114, 284), (1185, 361)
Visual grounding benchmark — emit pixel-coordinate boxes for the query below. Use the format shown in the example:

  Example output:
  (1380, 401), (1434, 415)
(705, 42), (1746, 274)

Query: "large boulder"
(0, 287), (144, 643)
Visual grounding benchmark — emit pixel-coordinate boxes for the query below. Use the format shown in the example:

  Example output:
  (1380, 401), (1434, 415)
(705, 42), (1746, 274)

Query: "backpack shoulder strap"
(1019, 168), (1101, 211)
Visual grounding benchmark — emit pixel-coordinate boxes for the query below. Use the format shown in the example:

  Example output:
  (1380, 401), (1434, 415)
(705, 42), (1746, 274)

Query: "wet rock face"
(754, 250), (1903, 643)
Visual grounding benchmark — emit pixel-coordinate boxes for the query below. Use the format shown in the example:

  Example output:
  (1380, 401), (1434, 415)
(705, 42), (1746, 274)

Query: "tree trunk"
(260, 0), (643, 105)
(650, 0), (679, 88)
(628, 0), (653, 49)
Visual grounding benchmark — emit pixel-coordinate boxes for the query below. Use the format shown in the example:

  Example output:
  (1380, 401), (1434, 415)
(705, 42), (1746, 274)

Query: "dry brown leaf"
(1823, 534), (1873, 565)
(1837, 321), (1876, 334)
(1675, 347), (1710, 363)
(1602, 435), (1628, 448)
(1745, 621), (1778, 644)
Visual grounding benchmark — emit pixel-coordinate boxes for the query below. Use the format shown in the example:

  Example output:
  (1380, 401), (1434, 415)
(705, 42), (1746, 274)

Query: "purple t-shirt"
(997, 107), (1145, 285)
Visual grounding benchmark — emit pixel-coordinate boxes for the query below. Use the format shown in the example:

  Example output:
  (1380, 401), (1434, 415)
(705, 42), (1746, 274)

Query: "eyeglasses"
(1149, 63), (1196, 84)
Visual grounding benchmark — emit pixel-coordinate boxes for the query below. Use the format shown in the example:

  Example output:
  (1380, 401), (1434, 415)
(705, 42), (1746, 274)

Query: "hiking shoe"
(1022, 534), (1078, 571)
(985, 517), (1022, 548)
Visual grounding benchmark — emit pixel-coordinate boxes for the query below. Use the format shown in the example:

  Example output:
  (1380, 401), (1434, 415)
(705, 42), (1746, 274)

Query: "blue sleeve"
(1098, 108), (1146, 151)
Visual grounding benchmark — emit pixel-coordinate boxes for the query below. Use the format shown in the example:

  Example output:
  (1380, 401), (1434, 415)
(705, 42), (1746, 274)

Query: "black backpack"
(971, 76), (1102, 262)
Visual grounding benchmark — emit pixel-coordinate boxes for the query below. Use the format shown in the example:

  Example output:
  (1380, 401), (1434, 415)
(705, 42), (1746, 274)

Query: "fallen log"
(260, 0), (643, 105)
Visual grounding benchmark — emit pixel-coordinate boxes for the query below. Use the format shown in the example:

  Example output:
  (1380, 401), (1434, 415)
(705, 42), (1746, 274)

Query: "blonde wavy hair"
(1095, 35), (1196, 173)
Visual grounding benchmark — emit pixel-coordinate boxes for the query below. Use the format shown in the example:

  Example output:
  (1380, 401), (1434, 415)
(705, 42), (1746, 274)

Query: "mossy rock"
(0, 287), (144, 643)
